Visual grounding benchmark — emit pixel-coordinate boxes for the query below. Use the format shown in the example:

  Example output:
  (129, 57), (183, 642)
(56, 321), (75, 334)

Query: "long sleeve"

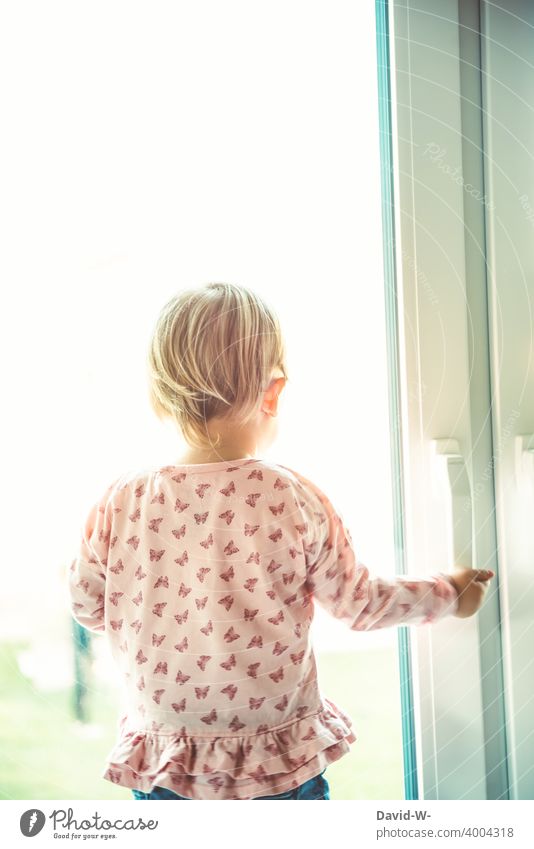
(66, 478), (120, 633)
(290, 470), (459, 630)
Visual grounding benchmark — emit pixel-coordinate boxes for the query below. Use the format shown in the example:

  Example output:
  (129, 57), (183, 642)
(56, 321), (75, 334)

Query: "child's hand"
(448, 567), (494, 618)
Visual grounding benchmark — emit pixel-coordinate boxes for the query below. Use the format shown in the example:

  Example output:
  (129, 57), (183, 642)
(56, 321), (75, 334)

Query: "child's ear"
(261, 377), (286, 417)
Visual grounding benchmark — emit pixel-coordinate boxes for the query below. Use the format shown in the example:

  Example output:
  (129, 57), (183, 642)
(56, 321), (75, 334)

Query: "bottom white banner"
(3, 799), (533, 849)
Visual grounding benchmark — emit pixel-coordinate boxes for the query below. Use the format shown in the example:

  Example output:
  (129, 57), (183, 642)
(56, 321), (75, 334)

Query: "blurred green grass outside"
(0, 641), (404, 800)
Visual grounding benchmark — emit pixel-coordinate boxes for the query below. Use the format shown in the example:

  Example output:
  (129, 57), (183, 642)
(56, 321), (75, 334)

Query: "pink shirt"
(66, 457), (459, 800)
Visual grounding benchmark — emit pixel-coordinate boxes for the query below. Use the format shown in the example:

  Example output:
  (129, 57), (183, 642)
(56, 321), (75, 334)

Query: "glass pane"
(1, 1), (403, 799)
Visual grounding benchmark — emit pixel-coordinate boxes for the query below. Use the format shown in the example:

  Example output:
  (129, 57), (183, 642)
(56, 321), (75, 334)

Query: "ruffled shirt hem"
(102, 697), (357, 800)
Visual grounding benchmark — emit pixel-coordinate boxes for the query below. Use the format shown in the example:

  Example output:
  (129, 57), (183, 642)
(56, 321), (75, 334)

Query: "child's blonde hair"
(147, 282), (288, 449)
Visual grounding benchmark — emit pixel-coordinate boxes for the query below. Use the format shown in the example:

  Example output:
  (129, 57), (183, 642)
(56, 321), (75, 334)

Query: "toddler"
(66, 282), (493, 800)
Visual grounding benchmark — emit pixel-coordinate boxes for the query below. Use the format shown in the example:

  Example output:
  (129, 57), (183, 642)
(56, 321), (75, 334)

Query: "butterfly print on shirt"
(274, 477), (289, 490)
(244, 608), (259, 621)
(109, 592), (123, 606)
(301, 726), (317, 740)
(248, 765), (267, 782)
(229, 715), (246, 732)
(70, 463), (440, 799)
(269, 667), (284, 683)
(221, 684), (238, 700)
(154, 576), (169, 589)
(74, 581), (88, 598)
(268, 610), (284, 625)
(246, 552), (260, 564)
(223, 626), (240, 643)
(201, 708), (217, 725)
(200, 533), (214, 549)
(150, 549), (165, 561)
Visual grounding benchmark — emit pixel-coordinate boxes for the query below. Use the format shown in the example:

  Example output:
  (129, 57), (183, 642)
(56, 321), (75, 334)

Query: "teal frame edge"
(375, 0), (419, 801)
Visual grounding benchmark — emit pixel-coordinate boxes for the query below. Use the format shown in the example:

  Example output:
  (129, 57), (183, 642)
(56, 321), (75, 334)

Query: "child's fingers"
(474, 569), (494, 582)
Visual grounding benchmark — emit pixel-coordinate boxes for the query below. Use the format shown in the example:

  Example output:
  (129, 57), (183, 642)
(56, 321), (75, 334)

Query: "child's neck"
(177, 441), (259, 465)
(177, 449), (257, 464)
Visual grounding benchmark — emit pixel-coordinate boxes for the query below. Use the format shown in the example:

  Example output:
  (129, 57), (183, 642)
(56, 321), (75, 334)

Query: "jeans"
(131, 769), (329, 800)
